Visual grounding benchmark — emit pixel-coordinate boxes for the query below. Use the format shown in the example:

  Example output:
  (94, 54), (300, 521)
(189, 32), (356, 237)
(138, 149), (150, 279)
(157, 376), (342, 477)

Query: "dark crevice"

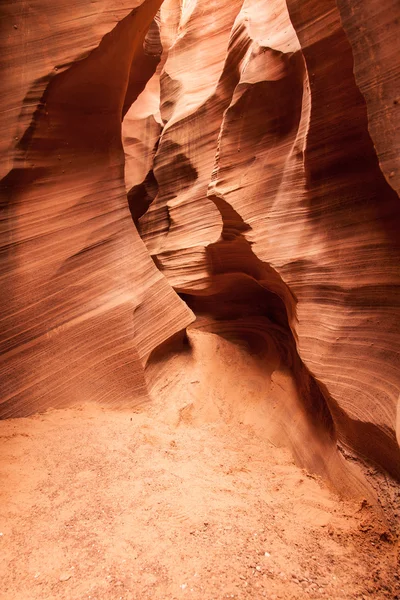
(128, 169), (159, 227)
(318, 379), (400, 483)
(174, 193), (337, 439)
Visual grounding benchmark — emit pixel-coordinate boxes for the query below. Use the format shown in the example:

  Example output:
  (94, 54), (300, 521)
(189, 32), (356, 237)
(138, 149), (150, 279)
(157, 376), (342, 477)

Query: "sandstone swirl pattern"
(1, 0), (399, 495)
(0, 1), (194, 418)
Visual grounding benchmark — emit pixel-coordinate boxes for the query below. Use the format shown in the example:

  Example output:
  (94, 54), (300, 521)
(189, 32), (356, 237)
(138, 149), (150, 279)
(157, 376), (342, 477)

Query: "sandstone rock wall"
(0, 0), (193, 418)
(1, 0), (399, 492)
(130, 0), (400, 482)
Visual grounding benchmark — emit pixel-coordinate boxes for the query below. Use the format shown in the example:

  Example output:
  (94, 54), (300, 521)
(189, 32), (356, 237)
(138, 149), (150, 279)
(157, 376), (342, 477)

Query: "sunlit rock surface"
(1, 0), (399, 498)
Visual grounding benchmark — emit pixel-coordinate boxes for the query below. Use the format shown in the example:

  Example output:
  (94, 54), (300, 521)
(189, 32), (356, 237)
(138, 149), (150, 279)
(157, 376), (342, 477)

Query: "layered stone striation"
(1, 0), (399, 492)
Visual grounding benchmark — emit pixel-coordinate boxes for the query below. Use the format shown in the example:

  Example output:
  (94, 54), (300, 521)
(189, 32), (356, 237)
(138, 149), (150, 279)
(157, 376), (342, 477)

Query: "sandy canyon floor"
(1, 393), (399, 600)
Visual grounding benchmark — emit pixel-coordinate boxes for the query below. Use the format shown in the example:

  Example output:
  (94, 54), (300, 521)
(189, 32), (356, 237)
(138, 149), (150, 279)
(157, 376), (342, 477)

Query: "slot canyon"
(0, 0), (399, 598)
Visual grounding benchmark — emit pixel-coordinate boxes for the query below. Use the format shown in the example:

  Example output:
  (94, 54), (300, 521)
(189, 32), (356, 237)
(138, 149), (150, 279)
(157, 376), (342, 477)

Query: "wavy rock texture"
(1, 0), (399, 502)
(133, 0), (400, 489)
(0, 0), (193, 418)
(336, 0), (400, 195)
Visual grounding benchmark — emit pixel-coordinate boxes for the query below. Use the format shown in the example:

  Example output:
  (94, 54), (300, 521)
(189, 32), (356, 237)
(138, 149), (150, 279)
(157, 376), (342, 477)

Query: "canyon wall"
(0, 0), (194, 418)
(1, 0), (399, 494)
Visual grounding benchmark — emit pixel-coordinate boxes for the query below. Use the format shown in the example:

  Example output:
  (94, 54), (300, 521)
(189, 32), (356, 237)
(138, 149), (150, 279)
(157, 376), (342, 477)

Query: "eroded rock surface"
(1, 0), (399, 501)
(130, 0), (400, 487)
(0, 0), (193, 418)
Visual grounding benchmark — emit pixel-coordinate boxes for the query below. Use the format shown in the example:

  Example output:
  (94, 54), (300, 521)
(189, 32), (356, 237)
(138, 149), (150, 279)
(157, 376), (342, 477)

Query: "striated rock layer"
(0, 0), (194, 417)
(1, 0), (399, 501)
(130, 0), (400, 487)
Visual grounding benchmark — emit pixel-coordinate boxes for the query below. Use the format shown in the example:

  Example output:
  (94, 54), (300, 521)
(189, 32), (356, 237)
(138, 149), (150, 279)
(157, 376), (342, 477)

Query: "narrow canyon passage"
(1, 0), (400, 599)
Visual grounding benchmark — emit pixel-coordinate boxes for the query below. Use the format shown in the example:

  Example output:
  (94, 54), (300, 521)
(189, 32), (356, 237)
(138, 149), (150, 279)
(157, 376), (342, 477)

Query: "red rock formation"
(0, 1), (193, 417)
(131, 0), (400, 487)
(1, 0), (399, 500)
(336, 0), (400, 194)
